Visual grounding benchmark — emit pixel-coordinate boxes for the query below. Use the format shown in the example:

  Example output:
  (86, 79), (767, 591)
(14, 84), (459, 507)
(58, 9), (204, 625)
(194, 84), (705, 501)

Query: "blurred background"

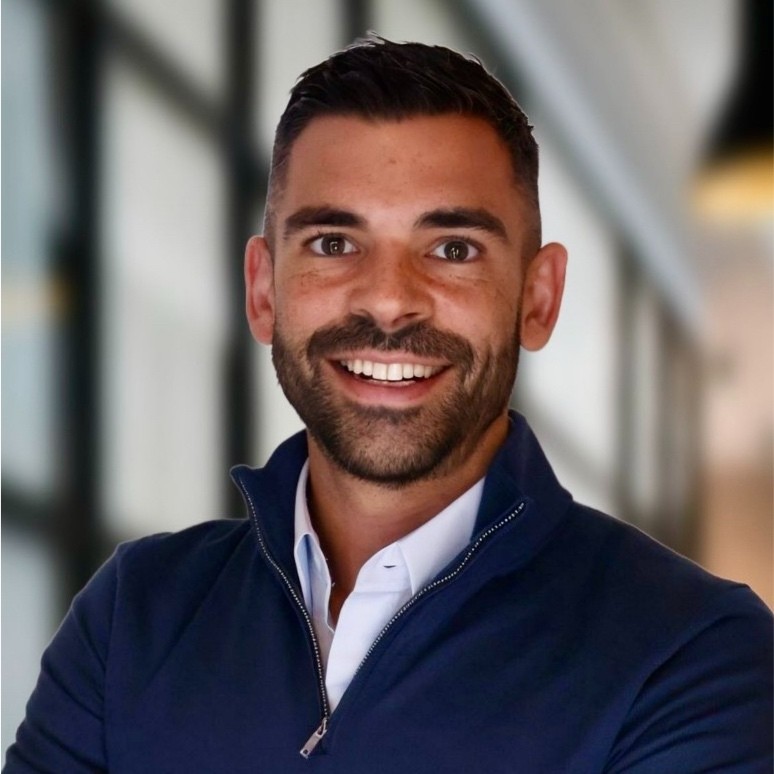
(3, 0), (772, 752)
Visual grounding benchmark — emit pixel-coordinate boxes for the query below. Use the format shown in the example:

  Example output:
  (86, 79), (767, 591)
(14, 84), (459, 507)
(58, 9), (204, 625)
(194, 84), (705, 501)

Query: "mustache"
(306, 315), (475, 367)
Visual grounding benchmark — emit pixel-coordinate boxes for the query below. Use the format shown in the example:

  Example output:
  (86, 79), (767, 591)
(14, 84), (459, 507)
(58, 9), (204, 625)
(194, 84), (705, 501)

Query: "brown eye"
(309, 235), (356, 256)
(431, 240), (479, 262)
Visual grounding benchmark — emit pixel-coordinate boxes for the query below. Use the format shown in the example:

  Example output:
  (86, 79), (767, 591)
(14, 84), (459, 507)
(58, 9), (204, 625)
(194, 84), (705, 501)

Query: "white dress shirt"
(293, 461), (484, 712)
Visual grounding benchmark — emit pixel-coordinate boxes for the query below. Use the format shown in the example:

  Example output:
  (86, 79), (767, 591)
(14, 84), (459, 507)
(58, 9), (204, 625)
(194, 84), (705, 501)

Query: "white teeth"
(386, 363), (403, 381)
(339, 359), (442, 381)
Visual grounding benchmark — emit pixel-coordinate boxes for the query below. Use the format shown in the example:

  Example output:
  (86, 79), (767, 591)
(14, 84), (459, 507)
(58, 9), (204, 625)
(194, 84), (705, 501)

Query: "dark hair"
(265, 36), (541, 252)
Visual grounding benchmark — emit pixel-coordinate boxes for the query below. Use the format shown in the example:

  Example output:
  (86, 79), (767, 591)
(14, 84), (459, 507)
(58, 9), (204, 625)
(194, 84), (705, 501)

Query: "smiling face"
(246, 114), (566, 486)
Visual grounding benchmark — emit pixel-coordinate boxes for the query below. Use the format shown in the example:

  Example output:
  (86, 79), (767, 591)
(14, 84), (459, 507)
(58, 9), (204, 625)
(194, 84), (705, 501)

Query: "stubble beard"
(272, 315), (520, 487)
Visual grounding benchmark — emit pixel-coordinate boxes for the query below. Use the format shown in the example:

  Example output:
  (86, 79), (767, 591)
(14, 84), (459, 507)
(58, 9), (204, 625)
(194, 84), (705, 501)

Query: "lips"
(308, 317), (474, 398)
(339, 359), (444, 381)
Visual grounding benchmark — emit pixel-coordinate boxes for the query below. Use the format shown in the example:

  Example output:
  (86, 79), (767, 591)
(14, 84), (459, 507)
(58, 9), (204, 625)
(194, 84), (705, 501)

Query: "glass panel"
(519, 134), (619, 513)
(255, 0), (342, 152)
(100, 57), (228, 537)
(372, 0), (471, 51)
(1, 0), (60, 498)
(106, 0), (224, 98)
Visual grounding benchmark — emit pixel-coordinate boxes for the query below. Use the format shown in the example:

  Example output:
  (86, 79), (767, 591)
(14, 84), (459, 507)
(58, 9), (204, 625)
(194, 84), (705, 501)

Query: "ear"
(245, 235), (275, 345)
(519, 242), (567, 351)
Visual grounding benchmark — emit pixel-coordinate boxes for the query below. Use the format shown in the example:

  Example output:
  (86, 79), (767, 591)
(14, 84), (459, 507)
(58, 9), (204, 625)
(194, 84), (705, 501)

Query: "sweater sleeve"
(605, 588), (773, 774)
(3, 552), (118, 774)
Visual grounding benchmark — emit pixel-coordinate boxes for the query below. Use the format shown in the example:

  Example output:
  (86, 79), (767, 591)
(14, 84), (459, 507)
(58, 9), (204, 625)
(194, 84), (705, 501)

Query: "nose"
(348, 245), (433, 332)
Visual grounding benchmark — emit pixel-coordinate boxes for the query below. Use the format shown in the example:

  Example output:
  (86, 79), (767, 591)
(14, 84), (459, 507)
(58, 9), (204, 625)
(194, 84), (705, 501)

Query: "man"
(6, 38), (772, 773)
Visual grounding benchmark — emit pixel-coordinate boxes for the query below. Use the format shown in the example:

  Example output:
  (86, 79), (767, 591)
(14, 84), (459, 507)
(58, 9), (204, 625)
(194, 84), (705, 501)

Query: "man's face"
(251, 115), (550, 485)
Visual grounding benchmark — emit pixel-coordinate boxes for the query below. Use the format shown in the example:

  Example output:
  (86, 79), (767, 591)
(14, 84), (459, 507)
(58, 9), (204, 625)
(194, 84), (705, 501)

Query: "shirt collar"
(293, 460), (318, 609)
(293, 459), (483, 602)
(396, 479), (483, 594)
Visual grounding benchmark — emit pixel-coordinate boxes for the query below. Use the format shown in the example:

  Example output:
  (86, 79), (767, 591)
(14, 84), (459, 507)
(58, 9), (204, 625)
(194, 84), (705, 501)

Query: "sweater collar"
(231, 411), (573, 582)
(476, 411), (572, 533)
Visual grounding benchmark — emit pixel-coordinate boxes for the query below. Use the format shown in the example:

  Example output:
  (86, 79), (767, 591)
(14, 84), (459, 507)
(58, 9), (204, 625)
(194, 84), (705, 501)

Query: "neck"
(305, 412), (508, 615)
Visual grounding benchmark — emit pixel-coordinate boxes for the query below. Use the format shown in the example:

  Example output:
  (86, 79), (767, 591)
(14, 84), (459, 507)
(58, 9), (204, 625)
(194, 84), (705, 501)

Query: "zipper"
(353, 500), (527, 679)
(238, 470), (526, 760)
(300, 716), (328, 758)
(234, 475), (331, 754)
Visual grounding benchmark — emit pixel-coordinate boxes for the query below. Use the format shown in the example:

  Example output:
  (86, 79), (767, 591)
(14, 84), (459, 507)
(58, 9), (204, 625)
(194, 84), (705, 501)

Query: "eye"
(430, 239), (480, 262)
(308, 234), (357, 256)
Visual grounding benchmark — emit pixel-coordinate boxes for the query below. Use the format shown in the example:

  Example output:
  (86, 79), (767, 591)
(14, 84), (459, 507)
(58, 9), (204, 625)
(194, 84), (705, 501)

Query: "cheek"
(440, 277), (521, 342)
(274, 274), (345, 340)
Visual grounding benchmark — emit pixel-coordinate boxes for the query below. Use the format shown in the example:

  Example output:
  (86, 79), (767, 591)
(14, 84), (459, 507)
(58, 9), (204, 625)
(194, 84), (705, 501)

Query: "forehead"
(277, 114), (522, 223)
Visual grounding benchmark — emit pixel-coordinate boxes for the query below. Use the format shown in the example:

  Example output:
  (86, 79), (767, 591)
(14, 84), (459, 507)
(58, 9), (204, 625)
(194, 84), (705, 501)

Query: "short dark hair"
(265, 36), (541, 253)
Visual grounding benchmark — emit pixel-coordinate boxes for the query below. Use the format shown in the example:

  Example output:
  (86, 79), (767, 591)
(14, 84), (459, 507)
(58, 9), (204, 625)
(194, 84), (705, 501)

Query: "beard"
(272, 314), (520, 487)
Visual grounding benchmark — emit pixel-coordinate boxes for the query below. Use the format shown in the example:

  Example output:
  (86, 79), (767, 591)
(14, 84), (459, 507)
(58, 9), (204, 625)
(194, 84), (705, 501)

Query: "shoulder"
(563, 506), (774, 770)
(66, 519), (255, 632)
(105, 518), (255, 608)
(537, 503), (772, 768)
(64, 520), (255, 637)
(62, 519), (261, 684)
(113, 518), (252, 570)
(554, 500), (771, 653)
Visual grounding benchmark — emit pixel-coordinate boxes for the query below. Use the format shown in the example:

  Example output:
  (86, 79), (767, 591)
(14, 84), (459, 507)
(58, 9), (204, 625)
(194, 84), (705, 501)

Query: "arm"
(606, 592), (773, 773)
(4, 555), (117, 773)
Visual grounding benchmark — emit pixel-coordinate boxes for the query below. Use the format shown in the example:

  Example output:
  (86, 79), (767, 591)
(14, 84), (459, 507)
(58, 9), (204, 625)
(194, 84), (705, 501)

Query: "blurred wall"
(3, 0), (771, 754)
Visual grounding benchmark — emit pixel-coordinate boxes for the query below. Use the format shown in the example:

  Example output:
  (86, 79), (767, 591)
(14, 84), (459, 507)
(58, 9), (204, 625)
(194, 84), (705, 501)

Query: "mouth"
(338, 358), (446, 383)
(322, 352), (454, 408)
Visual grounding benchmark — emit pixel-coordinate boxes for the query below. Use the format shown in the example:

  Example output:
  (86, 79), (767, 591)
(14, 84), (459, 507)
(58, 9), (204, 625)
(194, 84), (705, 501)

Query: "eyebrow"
(281, 205), (509, 243)
(282, 207), (366, 241)
(414, 208), (508, 241)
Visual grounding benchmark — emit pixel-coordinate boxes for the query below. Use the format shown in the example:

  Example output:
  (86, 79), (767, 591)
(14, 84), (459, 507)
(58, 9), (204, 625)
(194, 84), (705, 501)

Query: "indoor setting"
(3, 0), (772, 753)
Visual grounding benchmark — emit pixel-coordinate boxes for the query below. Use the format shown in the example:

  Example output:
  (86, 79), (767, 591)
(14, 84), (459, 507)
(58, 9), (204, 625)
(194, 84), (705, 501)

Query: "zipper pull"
(300, 717), (328, 758)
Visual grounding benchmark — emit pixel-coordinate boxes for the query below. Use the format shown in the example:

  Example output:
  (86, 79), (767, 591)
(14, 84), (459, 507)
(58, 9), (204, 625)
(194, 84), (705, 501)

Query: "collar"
(292, 459), (484, 607)
(231, 411), (573, 590)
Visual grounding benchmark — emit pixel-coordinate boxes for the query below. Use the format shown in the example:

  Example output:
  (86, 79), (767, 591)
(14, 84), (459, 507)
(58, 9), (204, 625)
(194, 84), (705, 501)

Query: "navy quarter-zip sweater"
(6, 414), (772, 772)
